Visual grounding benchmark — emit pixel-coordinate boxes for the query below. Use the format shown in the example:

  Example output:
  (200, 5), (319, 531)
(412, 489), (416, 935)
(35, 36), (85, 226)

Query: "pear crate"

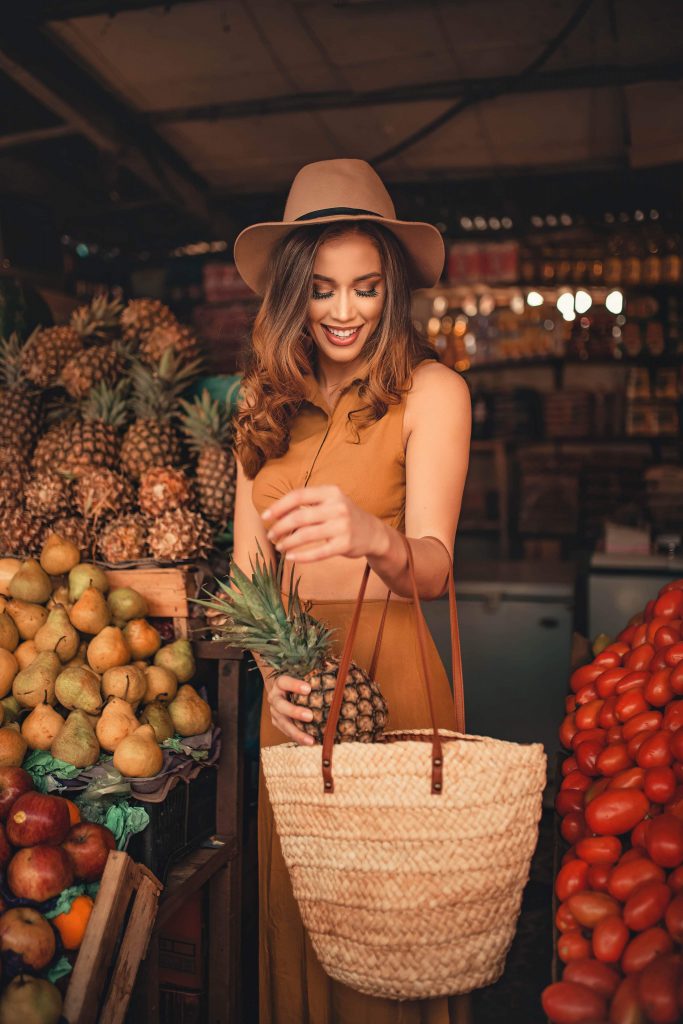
(103, 562), (210, 639)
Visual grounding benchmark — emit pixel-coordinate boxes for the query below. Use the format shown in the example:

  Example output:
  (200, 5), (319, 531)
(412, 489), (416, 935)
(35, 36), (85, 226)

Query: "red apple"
(0, 767), (34, 821)
(0, 822), (11, 868)
(62, 822), (116, 882)
(7, 846), (73, 902)
(6, 793), (70, 847)
(0, 907), (56, 970)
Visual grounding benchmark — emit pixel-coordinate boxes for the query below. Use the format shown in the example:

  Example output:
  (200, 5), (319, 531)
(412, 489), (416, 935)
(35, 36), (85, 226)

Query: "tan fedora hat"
(233, 158), (445, 295)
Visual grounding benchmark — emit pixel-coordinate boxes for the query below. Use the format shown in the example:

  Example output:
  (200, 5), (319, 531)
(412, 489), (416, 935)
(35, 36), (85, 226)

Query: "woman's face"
(305, 231), (385, 375)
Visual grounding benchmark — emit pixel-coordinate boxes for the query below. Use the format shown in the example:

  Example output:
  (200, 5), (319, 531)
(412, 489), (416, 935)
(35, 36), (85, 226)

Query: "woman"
(232, 158), (472, 1023)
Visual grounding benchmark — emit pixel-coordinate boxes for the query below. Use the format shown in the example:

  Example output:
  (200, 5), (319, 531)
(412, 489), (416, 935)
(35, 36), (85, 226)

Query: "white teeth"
(326, 326), (360, 338)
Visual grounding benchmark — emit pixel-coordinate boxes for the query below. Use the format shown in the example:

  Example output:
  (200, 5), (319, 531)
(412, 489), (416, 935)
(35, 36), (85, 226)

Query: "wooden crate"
(63, 851), (163, 1024)
(104, 563), (210, 638)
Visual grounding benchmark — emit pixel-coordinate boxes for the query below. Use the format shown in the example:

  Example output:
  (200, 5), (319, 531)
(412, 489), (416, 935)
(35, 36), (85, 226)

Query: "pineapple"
(31, 416), (78, 475)
(24, 473), (72, 518)
(99, 513), (149, 564)
(20, 325), (82, 388)
(120, 351), (200, 481)
(147, 508), (212, 561)
(139, 322), (201, 366)
(179, 390), (236, 528)
(70, 293), (124, 343)
(0, 446), (28, 509)
(0, 334), (44, 457)
(50, 514), (92, 551)
(60, 379), (129, 477)
(138, 466), (192, 517)
(120, 298), (175, 345)
(73, 467), (131, 522)
(60, 344), (124, 399)
(0, 507), (48, 556)
(197, 548), (388, 744)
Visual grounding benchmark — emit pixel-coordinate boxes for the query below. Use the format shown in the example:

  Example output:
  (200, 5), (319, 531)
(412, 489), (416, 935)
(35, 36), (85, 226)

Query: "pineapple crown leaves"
(129, 349), (203, 421)
(0, 333), (32, 390)
(80, 377), (131, 429)
(70, 293), (125, 342)
(178, 388), (235, 452)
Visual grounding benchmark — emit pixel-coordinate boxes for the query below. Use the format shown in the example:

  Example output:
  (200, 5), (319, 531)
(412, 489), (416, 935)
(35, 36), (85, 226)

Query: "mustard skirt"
(258, 597), (463, 1024)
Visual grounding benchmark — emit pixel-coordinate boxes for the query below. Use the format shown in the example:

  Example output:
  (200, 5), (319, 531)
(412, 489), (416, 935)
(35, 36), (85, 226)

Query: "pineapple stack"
(0, 295), (238, 565)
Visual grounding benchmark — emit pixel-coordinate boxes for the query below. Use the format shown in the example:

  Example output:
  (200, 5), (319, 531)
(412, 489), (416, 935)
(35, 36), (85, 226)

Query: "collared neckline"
(301, 371), (365, 416)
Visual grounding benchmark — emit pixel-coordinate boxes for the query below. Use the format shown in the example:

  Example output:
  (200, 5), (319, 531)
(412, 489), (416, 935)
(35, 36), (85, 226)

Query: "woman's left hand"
(262, 484), (385, 563)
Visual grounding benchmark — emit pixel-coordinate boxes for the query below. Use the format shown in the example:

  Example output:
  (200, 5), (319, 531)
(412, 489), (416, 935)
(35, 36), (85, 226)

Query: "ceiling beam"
(25, 0), (206, 20)
(0, 17), (212, 227)
(150, 60), (683, 124)
(0, 124), (77, 151)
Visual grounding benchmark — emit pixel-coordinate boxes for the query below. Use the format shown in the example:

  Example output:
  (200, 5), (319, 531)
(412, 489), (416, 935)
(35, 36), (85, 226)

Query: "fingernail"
(301, 684), (311, 694)
(262, 509), (271, 520)
(303, 711), (313, 720)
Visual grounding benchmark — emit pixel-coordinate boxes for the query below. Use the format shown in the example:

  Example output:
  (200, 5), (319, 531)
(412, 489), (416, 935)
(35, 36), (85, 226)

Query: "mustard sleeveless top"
(250, 364), (426, 533)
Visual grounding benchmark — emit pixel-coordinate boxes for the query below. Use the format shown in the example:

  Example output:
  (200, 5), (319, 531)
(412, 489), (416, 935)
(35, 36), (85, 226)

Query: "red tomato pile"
(543, 580), (683, 1024)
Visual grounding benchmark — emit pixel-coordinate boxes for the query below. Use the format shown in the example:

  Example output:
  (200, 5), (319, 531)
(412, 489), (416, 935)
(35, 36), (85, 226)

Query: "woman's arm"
(366, 362), (471, 599)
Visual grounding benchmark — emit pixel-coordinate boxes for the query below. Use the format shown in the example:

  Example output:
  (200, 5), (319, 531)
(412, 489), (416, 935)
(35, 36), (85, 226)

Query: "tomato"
(645, 813), (683, 868)
(627, 729), (658, 760)
(562, 847), (578, 866)
(561, 811), (587, 845)
(576, 699), (605, 731)
(645, 767), (676, 804)
(570, 663), (604, 694)
(575, 835), (622, 865)
(615, 689), (649, 722)
(594, 649), (623, 669)
(596, 668), (630, 699)
(609, 972), (646, 1024)
(585, 777), (610, 804)
(556, 859), (590, 902)
(541, 980), (607, 1023)
(621, 927), (674, 974)
(596, 743), (632, 776)
(621, 847), (648, 865)
(562, 770), (592, 792)
(654, 625), (682, 650)
(567, 891), (621, 928)
(664, 892), (683, 943)
(624, 643), (655, 671)
(565, 694), (577, 713)
(618, 624), (639, 644)
(562, 958), (621, 998)
(586, 789), (649, 835)
(616, 670), (650, 695)
(655, 590), (683, 619)
(608, 767), (645, 790)
(624, 711), (662, 742)
(558, 929), (592, 964)
(556, 901), (579, 933)
(664, 642), (683, 667)
(659, 579), (683, 593)
(574, 740), (603, 777)
(556, 789), (585, 816)
(574, 683), (598, 707)
(606, 725), (624, 744)
(631, 820), (651, 849)
(633, 623), (649, 645)
(645, 600), (657, 622)
(603, 641), (631, 658)
(560, 713), (578, 749)
(598, 696), (619, 728)
(645, 668), (675, 706)
(572, 728), (607, 749)
(670, 663), (683, 696)
(562, 755), (579, 776)
(651, 650), (671, 672)
(663, 700), (683, 732)
(637, 953), (682, 1024)
(592, 914), (629, 963)
(587, 864), (611, 892)
(671, 729), (683, 761)
(673, 761), (683, 783)
(608, 858), (666, 901)
(669, 865), (683, 893)
(636, 730), (673, 769)
(648, 616), (674, 643)
(623, 881), (672, 931)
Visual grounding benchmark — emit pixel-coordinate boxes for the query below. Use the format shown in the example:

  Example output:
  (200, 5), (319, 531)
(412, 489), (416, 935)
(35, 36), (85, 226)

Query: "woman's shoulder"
(408, 358), (470, 402)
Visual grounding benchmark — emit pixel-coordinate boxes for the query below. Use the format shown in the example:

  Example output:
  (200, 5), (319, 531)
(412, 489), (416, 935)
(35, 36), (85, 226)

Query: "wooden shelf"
(156, 840), (236, 929)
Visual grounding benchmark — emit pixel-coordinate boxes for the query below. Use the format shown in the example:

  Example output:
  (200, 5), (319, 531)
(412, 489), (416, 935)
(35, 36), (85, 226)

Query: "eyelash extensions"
(312, 287), (379, 300)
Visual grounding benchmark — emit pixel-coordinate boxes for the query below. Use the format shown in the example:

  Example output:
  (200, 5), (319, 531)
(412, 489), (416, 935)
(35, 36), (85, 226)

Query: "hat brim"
(233, 214), (445, 296)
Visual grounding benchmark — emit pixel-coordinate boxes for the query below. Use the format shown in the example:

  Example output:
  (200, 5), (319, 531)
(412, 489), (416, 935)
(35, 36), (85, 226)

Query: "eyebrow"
(312, 272), (383, 283)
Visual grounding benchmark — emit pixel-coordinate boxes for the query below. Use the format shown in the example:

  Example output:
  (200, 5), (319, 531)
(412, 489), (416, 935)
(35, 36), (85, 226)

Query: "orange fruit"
(63, 799), (80, 826)
(52, 894), (94, 950)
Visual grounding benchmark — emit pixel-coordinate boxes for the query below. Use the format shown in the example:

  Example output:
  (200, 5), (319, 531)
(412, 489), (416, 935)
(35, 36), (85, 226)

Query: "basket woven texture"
(261, 535), (547, 1000)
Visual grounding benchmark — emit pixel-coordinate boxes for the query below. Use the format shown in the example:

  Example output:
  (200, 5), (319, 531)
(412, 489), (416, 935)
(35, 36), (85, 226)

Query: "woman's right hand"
(264, 672), (317, 746)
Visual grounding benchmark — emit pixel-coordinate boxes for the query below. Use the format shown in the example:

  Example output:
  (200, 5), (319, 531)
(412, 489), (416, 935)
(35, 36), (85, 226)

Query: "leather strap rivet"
(322, 759), (330, 767)
(433, 782), (442, 791)
(433, 758), (442, 767)
(324, 781), (332, 789)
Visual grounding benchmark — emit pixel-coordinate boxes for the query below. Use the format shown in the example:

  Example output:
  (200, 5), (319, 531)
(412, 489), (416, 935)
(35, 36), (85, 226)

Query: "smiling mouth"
(323, 324), (363, 339)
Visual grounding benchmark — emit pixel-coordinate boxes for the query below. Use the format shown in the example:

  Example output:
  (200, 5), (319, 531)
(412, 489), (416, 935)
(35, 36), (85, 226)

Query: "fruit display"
(544, 579), (683, 1023)
(0, 294), (238, 563)
(0, 534), (213, 782)
(197, 545), (389, 744)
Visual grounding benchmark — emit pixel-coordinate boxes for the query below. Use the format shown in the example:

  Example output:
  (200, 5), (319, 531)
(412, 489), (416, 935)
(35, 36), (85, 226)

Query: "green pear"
(139, 700), (175, 743)
(6, 599), (49, 640)
(168, 684), (212, 737)
(0, 612), (19, 653)
(40, 532), (81, 575)
(154, 639), (195, 683)
(113, 723), (163, 778)
(51, 709), (100, 768)
(1, 695), (21, 724)
(34, 606), (80, 663)
(8, 558), (52, 604)
(12, 651), (60, 708)
(70, 586), (111, 635)
(107, 587), (149, 625)
(55, 665), (102, 715)
(68, 563), (109, 602)
(87, 626), (131, 674)
(0, 974), (63, 1024)
(22, 693), (65, 751)
(96, 696), (139, 752)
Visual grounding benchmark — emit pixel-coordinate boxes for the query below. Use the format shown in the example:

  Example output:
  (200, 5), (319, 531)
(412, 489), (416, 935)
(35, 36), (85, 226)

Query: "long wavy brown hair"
(234, 220), (438, 478)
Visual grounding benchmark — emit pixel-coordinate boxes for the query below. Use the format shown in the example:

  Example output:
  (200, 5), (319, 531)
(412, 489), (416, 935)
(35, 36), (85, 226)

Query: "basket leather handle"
(321, 534), (465, 795)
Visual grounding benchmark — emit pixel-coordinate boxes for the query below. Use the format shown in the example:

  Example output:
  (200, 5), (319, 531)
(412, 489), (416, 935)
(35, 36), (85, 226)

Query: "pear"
(12, 651), (60, 708)
(8, 559), (52, 604)
(0, 649), (18, 698)
(40, 532), (81, 575)
(123, 619), (161, 660)
(0, 612), (19, 652)
(22, 693), (65, 751)
(0, 974), (63, 1024)
(68, 563), (109, 602)
(143, 665), (178, 705)
(51, 709), (99, 768)
(96, 697), (139, 753)
(107, 587), (148, 626)
(0, 723), (28, 766)
(1, 695), (21, 724)
(15, 640), (38, 670)
(34, 606), (80, 663)
(139, 700), (175, 743)
(87, 626), (131, 674)
(0, 704), (4, 727)
(62, 640), (89, 669)
(6, 599), (49, 640)
(168, 684), (212, 737)
(113, 723), (163, 778)
(47, 584), (71, 611)
(154, 639), (195, 683)
(70, 586), (111, 635)
(0, 557), (22, 596)
(55, 665), (102, 715)
(101, 664), (146, 705)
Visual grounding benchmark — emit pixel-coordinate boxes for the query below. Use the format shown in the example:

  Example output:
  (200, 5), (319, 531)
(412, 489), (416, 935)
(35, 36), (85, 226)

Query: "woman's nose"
(331, 289), (356, 322)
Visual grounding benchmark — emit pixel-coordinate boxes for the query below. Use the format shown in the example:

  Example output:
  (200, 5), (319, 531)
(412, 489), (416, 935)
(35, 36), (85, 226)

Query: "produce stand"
(103, 563), (209, 639)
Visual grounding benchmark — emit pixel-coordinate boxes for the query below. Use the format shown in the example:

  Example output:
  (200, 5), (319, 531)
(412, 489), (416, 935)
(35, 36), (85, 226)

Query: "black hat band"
(294, 207), (384, 222)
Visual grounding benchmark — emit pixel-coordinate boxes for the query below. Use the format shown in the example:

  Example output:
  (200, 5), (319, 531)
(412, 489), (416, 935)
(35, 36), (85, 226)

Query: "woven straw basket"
(261, 536), (547, 1000)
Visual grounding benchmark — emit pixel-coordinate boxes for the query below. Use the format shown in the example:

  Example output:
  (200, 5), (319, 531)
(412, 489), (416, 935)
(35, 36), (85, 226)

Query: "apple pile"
(543, 579), (683, 1024)
(0, 533), (213, 780)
